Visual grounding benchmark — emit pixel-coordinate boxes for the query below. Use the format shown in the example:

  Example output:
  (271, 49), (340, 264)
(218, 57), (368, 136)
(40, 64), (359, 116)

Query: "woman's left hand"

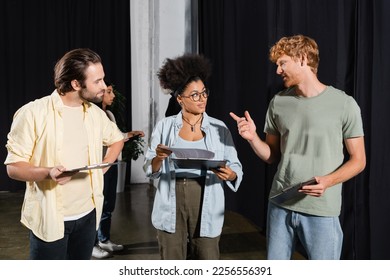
(211, 166), (237, 181)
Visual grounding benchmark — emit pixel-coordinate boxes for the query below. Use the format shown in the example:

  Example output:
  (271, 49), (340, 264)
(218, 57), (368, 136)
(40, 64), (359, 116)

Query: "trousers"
(97, 164), (118, 243)
(157, 177), (220, 260)
(266, 202), (343, 260)
(30, 208), (96, 260)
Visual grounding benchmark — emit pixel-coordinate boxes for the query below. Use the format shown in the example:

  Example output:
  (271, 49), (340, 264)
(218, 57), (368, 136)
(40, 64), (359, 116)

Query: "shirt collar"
(51, 89), (90, 113)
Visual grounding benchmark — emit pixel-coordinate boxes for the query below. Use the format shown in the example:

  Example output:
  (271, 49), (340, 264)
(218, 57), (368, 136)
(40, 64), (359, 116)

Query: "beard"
(79, 88), (103, 103)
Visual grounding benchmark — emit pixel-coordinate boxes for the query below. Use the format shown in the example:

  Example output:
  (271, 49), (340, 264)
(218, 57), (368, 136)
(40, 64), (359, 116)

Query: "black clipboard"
(270, 178), (317, 204)
(172, 158), (226, 170)
(62, 162), (119, 174)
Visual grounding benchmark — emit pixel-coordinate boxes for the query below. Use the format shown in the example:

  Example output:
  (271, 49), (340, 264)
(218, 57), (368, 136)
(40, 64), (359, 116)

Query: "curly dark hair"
(157, 53), (212, 96)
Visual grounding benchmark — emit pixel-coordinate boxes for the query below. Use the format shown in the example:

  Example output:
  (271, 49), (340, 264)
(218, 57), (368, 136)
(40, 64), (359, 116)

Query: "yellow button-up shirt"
(4, 90), (124, 242)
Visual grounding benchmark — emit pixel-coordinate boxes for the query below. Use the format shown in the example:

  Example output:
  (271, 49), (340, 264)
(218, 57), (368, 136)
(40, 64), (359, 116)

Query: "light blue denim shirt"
(144, 111), (243, 238)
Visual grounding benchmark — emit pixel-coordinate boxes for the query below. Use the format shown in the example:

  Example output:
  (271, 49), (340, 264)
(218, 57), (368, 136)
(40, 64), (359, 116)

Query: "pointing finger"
(229, 112), (240, 121)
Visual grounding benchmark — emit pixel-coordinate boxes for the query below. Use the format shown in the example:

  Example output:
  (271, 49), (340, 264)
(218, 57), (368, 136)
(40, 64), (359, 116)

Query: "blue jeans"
(29, 209), (96, 260)
(97, 164), (118, 243)
(266, 202), (343, 260)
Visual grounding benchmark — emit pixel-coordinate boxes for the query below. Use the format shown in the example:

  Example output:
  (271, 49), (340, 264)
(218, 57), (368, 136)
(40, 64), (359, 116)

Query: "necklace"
(182, 114), (203, 132)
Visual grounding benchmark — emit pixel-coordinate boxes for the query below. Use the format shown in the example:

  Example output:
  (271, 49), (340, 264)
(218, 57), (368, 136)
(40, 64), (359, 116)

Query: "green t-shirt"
(264, 86), (364, 216)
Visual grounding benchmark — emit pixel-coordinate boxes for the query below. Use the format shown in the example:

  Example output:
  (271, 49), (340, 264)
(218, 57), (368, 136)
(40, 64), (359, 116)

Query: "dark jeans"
(29, 209), (96, 260)
(97, 164), (118, 243)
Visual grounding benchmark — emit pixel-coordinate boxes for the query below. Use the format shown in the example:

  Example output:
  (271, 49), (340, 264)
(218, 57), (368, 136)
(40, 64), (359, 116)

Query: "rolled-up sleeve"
(5, 104), (39, 164)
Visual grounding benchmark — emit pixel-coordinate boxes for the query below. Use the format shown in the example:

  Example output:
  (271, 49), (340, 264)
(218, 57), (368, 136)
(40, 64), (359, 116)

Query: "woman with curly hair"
(144, 53), (243, 260)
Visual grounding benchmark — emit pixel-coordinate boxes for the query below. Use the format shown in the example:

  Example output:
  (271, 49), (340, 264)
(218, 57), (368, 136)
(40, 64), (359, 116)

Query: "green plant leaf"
(122, 135), (145, 161)
(109, 88), (145, 162)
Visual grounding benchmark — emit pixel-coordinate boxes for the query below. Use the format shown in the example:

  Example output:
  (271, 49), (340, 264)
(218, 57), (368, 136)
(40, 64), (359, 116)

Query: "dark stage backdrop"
(199, 0), (390, 259)
(0, 0), (131, 190)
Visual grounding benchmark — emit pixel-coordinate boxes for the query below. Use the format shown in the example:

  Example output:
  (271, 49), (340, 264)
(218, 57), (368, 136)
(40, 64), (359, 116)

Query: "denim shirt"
(144, 112), (243, 238)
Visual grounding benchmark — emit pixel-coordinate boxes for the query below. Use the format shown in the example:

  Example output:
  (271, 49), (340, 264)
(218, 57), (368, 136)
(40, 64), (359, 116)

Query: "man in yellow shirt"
(4, 48), (124, 260)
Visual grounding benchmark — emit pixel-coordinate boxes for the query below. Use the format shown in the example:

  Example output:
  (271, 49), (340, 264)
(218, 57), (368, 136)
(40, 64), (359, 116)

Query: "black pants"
(29, 209), (96, 260)
(97, 164), (118, 243)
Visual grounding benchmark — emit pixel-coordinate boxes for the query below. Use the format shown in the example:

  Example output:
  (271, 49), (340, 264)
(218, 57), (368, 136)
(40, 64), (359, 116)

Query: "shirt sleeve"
(342, 96), (364, 138)
(4, 104), (36, 164)
(101, 110), (125, 146)
(143, 119), (163, 178)
(264, 97), (279, 135)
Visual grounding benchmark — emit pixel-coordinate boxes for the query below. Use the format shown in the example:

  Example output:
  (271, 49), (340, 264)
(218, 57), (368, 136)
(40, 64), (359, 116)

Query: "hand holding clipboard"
(270, 178), (317, 204)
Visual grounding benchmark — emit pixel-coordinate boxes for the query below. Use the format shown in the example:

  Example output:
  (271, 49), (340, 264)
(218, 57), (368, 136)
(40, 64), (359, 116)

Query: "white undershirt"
(174, 136), (207, 178)
(61, 105), (94, 220)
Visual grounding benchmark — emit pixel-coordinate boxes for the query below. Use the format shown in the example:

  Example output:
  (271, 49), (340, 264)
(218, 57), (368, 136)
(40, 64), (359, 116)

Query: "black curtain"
(0, 0), (131, 190)
(199, 0), (390, 259)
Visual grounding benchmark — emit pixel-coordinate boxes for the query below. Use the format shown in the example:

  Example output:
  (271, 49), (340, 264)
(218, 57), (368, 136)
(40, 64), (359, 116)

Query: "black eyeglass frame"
(180, 89), (210, 102)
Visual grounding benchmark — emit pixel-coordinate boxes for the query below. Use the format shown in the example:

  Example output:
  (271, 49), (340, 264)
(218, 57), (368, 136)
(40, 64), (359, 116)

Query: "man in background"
(92, 80), (145, 259)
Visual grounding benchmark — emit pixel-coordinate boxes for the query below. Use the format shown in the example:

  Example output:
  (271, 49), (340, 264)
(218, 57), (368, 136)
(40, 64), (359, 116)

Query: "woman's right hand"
(151, 144), (172, 172)
(155, 144), (172, 160)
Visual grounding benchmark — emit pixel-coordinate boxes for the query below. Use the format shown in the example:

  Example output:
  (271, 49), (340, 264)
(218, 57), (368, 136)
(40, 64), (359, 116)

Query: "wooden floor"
(0, 183), (304, 260)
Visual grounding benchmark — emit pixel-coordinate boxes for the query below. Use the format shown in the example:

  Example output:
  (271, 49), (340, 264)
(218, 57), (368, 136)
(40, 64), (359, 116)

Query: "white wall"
(130, 0), (192, 183)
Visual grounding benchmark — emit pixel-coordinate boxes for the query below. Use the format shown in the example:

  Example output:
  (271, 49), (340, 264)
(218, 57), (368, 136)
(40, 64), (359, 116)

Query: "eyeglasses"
(180, 89), (210, 102)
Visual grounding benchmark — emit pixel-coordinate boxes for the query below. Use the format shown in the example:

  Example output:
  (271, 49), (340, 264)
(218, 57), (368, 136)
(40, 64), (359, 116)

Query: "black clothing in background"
(1, 0), (131, 190)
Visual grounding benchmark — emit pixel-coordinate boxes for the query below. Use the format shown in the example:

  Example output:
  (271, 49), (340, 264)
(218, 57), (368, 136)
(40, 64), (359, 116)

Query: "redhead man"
(231, 35), (366, 260)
